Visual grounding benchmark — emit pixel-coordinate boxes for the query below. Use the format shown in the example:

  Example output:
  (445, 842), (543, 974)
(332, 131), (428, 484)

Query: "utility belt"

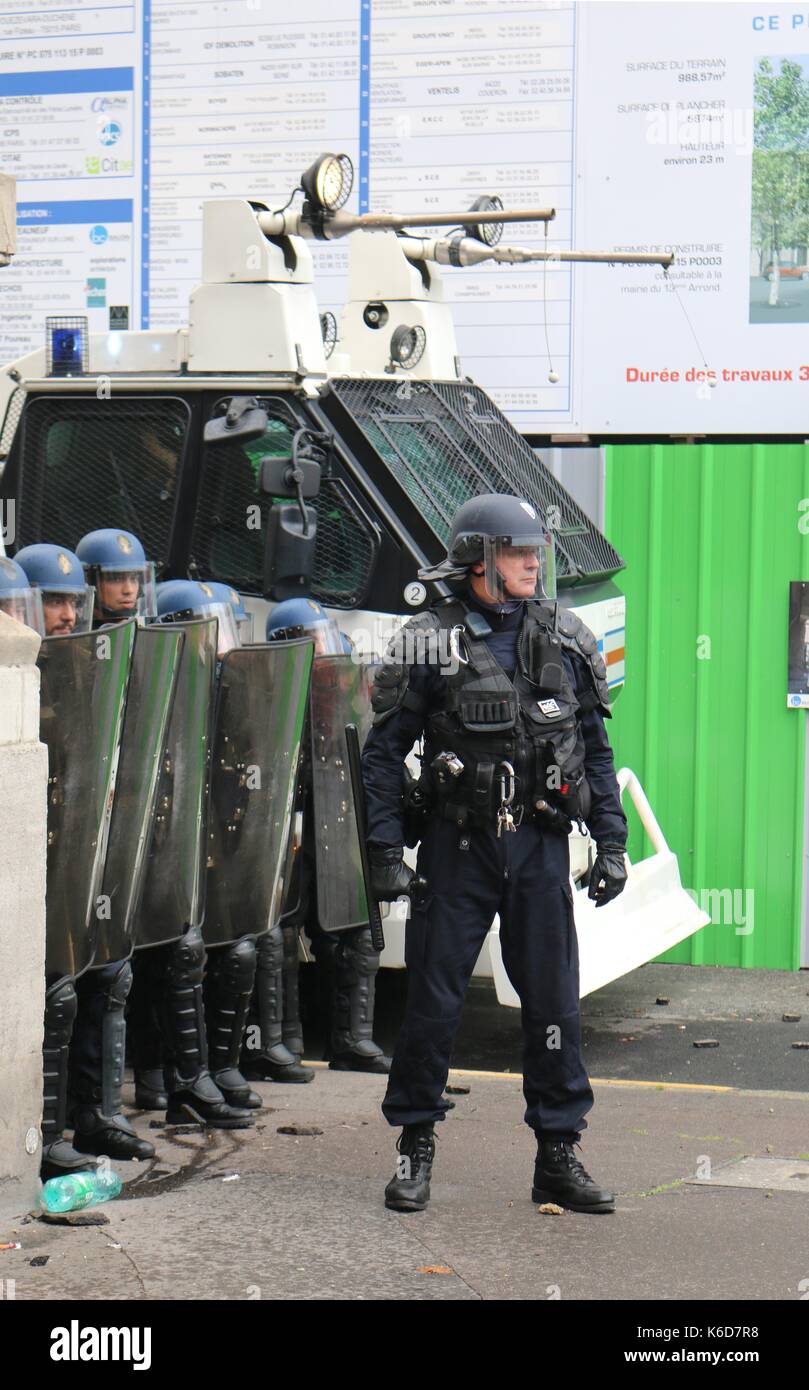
(403, 750), (584, 845)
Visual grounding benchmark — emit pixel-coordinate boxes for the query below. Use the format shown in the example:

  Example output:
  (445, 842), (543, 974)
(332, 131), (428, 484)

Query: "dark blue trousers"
(382, 818), (594, 1139)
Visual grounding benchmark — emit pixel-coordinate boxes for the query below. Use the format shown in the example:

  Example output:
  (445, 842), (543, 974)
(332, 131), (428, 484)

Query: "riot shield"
(92, 624), (184, 966)
(203, 638), (313, 947)
(37, 620), (135, 986)
(310, 655), (373, 933)
(134, 617), (218, 948)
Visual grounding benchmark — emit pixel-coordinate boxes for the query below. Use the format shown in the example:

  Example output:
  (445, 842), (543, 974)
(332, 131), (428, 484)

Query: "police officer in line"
(0, 555), (45, 634)
(15, 542), (155, 1172)
(258, 598), (391, 1077)
(15, 543), (95, 638)
(65, 530), (159, 1161)
(132, 578), (258, 1125)
(361, 494), (629, 1215)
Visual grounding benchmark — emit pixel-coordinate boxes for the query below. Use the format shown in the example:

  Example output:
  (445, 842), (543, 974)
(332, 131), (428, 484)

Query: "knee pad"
(44, 977), (78, 1043)
(339, 927), (380, 978)
(207, 937), (256, 993)
(168, 925), (206, 988)
(106, 958), (133, 1009)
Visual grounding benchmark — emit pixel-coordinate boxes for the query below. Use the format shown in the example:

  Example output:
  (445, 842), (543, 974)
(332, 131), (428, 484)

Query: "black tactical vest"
(376, 597), (611, 830)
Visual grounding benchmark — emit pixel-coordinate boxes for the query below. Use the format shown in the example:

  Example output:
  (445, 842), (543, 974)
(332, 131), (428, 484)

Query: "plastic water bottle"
(39, 1168), (122, 1214)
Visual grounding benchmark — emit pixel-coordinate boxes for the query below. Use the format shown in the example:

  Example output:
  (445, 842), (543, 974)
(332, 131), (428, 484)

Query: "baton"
(344, 722), (386, 953)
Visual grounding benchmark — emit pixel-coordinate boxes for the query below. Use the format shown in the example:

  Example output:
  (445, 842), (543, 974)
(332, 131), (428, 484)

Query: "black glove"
(369, 846), (415, 902)
(587, 844), (628, 909)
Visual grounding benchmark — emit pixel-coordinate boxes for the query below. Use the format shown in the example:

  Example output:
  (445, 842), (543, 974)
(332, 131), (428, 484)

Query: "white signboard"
(0, 0), (148, 361)
(3, 1), (809, 434)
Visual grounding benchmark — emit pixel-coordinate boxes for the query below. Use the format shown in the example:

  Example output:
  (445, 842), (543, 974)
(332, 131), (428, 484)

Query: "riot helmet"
(203, 581), (254, 644)
(419, 493), (556, 602)
(155, 579), (240, 657)
(76, 528), (157, 624)
(15, 543), (95, 636)
(0, 555), (45, 635)
(265, 597), (343, 655)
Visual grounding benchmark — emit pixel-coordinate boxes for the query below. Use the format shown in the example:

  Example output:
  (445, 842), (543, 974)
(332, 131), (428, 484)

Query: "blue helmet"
(266, 597), (342, 654)
(203, 581), (253, 643)
(15, 543), (94, 635)
(155, 579), (240, 656)
(76, 528), (156, 622)
(0, 554), (45, 635)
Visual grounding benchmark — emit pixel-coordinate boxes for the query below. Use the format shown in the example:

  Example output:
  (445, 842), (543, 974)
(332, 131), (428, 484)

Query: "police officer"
(259, 599), (391, 1077)
(15, 543), (94, 637)
(361, 494), (628, 1214)
(16, 543), (155, 1170)
(63, 529), (160, 1159)
(148, 579), (260, 1121)
(0, 555), (45, 634)
(76, 527), (157, 626)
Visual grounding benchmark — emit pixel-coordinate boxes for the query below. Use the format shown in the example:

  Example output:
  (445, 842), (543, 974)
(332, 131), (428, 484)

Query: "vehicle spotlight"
(319, 311), (338, 359)
(389, 324), (427, 370)
(463, 194), (505, 247)
(300, 153), (354, 212)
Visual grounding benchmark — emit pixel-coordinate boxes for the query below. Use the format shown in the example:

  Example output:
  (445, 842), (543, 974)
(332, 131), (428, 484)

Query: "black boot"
(41, 978), (100, 1180)
(329, 928), (391, 1074)
(204, 939), (262, 1108)
(161, 927), (254, 1128)
(70, 961), (156, 1163)
(242, 925), (314, 1084)
(384, 1123), (435, 1213)
(280, 922), (305, 1060)
(134, 1068), (168, 1111)
(532, 1139), (615, 1214)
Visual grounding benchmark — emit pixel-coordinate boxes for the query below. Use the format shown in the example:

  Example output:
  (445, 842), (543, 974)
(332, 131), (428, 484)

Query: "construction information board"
(2, 1), (809, 434)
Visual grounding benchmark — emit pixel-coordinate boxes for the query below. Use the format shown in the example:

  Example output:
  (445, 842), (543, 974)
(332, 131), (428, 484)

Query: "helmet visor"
(157, 601), (240, 657)
(0, 589), (45, 637)
(305, 617), (343, 656)
(482, 531), (556, 602)
(236, 612), (254, 644)
(40, 585), (95, 636)
(93, 561), (156, 622)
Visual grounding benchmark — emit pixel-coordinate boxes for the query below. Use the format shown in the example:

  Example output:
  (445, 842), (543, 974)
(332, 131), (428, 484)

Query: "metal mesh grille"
(191, 397), (379, 604)
(327, 378), (624, 584)
(16, 396), (190, 566)
(0, 385), (26, 459)
(310, 477), (378, 607)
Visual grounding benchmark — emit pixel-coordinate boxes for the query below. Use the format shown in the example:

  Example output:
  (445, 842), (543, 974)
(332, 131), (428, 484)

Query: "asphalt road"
(300, 959), (809, 1093)
(749, 275), (809, 324)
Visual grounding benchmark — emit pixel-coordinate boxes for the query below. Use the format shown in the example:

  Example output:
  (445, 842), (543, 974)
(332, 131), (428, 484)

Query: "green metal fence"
(604, 444), (809, 970)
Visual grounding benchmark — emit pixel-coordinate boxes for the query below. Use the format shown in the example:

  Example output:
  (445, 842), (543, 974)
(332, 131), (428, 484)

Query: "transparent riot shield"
(134, 617), (218, 949)
(310, 655), (373, 933)
(37, 620), (135, 986)
(203, 638), (313, 947)
(92, 624), (185, 966)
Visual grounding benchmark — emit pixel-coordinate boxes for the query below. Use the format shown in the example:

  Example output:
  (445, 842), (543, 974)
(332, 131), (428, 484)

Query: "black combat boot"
(242, 925), (314, 1083)
(41, 979), (101, 1180)
(384, 1123), (435, 1212)
(70, 961), (156, 1163)
(161, 927), (254, 1128)
(204, 939), (262, 1108)
(134, 1068), (168, 1111)
(328, 928), (391, 1075)
(532, 1138), (615, 1214)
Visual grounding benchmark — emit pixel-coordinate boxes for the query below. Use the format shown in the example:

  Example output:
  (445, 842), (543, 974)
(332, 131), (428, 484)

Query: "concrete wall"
(0, 610), (47, 1227)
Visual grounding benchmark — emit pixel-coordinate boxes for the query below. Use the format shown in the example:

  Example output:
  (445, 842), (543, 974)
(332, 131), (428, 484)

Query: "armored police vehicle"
(0, 153), (706, 1001)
